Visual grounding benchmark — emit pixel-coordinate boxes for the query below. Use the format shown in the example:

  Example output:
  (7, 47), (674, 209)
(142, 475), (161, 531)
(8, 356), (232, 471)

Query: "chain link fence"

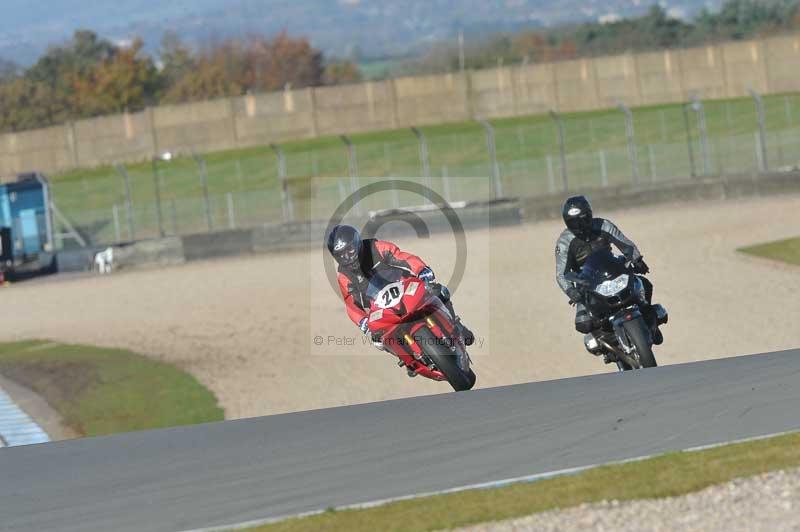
(50, 92), (800, 248)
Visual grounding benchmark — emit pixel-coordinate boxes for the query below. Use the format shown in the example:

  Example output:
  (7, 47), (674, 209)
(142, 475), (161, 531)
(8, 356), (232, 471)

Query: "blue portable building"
(0, 173), (54, 272)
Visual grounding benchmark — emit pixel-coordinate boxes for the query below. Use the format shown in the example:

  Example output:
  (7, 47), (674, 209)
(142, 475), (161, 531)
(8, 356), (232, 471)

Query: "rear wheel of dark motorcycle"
(622, 319), (658, 368)
(415, 327), (476, 391)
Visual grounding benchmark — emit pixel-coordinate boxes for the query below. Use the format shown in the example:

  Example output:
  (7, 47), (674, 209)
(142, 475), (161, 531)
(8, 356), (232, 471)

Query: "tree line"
(0, 30), (360, 134)
(1, 0), (798, 134)
(406, 0), (800, 73)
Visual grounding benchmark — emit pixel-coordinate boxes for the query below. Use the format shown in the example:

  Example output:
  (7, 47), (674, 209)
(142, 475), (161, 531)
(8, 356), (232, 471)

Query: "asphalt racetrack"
(1, 349), (799, 532)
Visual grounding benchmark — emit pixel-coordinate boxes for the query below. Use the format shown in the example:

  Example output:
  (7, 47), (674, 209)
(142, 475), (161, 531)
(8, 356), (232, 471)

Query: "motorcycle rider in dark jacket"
(555, 195), (666, 346)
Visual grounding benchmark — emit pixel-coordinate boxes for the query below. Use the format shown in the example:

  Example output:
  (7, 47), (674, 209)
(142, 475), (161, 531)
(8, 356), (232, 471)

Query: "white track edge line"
(179, 428), (799, 532)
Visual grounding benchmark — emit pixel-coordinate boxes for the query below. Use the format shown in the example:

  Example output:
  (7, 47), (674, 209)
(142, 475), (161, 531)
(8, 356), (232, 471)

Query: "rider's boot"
(642, 303), (668, 345)
(652, 327), (663, 346)
(443, 299), (475, 346)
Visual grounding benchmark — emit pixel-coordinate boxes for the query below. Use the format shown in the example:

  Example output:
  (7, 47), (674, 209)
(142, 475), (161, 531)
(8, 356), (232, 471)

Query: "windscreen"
(580, 249), (628, 284)
(365, 267), (406, 303)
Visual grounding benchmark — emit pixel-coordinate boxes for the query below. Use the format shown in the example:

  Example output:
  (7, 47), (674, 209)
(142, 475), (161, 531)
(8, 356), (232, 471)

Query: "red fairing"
(366, 276), (460, 382)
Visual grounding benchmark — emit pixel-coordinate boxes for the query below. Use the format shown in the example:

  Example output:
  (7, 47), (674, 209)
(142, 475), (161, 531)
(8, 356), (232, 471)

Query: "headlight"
(595, 274), (629, 297)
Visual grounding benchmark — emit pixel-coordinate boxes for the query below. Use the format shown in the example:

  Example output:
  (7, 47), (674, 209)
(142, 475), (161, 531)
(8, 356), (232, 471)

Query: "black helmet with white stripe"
(562, 195), (593, 239)
(326, 225), (362, 269)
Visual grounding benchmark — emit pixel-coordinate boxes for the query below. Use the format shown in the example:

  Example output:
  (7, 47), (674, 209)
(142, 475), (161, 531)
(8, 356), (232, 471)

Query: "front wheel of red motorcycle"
(414, 327), (476, 392)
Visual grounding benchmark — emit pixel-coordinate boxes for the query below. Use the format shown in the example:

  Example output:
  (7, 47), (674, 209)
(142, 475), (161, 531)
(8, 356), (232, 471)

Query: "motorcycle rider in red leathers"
(326, 225), (474, 355)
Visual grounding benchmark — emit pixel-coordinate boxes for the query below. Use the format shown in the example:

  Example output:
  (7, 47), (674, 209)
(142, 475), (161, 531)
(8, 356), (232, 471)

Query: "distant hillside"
(1, 0), (721, 64)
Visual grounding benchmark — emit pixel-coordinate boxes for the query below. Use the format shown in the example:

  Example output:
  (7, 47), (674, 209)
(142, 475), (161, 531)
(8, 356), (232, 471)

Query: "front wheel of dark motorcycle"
(622, 318), (658, 368)
(415, 327), (476, 391)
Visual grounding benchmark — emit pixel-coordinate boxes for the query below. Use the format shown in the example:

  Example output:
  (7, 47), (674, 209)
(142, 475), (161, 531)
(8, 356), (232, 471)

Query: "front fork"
(394, 314), (470, 376)
(422, 315), (471, 373)
(610, 307), (647, 369)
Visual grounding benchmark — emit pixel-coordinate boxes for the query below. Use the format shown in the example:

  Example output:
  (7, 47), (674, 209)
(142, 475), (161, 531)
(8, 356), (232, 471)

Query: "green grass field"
(0, 340), (223, 437)
(740, 237), (800, 266)
(50, 93), (800, 245)
(248, 431), (800, 532)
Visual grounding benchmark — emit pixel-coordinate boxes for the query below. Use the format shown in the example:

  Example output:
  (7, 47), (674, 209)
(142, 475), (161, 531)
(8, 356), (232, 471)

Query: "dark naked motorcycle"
(565, 249), (667, 371)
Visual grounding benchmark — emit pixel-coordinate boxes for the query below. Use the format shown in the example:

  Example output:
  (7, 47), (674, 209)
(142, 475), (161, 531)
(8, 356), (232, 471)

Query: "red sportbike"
(365, 266), (476, 391)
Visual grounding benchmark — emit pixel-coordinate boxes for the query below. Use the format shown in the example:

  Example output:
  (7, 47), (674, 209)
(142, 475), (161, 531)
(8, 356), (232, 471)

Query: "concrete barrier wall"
(395, 73), (470, 127)
(678, 45), (727, 100)
(73, 111), (155, 167)
(3, 34), (800, 176)
(0, 125), (74, 174)
(233, 89), (317, 146)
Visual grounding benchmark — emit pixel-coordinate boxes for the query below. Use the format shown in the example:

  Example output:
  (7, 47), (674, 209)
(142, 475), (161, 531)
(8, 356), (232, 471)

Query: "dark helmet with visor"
(562, 195), (593, 239)
(326, 225), (362, 269)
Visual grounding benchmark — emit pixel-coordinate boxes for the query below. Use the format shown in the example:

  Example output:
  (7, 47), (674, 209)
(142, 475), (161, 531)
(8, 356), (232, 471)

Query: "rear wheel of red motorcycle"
(414, 327), (476, 391)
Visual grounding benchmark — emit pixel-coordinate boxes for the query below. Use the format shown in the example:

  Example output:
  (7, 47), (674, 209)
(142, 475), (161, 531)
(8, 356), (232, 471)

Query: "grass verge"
(739, 237), (800, 267)
(249, 431), (800, 532)
(0, 340), (223, 437)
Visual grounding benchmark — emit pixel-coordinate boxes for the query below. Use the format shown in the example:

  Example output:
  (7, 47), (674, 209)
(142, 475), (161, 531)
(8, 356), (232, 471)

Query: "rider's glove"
(370, 333), (385, 351)
(633, 257), (650, 275)
(418, 267), (435, 283)
(567, 288), (583, 307)
(359, 317), (369, 335)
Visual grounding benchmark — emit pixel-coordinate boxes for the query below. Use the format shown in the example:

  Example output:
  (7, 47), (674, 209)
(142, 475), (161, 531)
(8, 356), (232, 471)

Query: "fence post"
(598, 150), (608, 187)
(617, 101), (640, 184)
(477, 120), (503, 199)
(114, 164), (135, 240)
(227, 192), (236, 229)
(340, 135), (361, 215)
(270, 144), (294, 222)
(235, 159), (244, 186)
(410, 127), (431, 178)
(192, 152), (213, 232)
(112, 204), (121, 243)
(170, 199), (178, 234)
(689, 95), (711, 176)
(748, 88), (769, 172)
(648, 145), (657, 182)
(549, 110), (568, 192)
(754, 132), (765, 172)
(150, 156), (166, 238)
(411, 127), (433, 202)
(681, 104), (697, 178)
